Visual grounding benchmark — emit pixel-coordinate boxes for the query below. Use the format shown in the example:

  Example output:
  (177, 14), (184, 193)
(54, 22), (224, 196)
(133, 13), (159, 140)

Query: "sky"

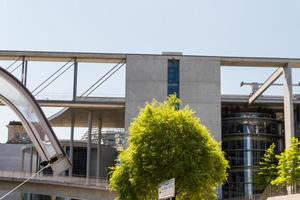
(0, 0), (300, 142)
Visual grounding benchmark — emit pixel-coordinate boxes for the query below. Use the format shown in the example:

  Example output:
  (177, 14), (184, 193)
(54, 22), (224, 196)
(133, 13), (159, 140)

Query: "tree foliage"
(254, 143), (278, 190)
(272, 137), (300, 193)
(109, 96), (229, 200)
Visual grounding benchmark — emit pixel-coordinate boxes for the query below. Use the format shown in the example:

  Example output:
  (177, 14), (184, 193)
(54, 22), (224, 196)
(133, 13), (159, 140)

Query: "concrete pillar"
(29, 146), (33, 173)
(278, 123), (284, 152)
(21, 149), (25, 172)
(69, 112), (75, 177)
(62, 145), (68, 176)
(283, 64), (294, 148)
(86, 111), (93, 179)
(37, 155), (40, 172)
(96, 113), (102, 179)
(35, 151), (39, 172)
(70, 59), (77, 177)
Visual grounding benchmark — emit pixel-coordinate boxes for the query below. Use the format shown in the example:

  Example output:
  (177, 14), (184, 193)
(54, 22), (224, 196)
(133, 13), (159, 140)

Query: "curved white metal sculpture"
(0, 67), (71, 175)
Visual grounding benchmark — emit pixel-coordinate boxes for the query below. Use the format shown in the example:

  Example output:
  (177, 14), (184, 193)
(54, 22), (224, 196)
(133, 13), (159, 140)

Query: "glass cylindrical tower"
(222, 112), (283, 199)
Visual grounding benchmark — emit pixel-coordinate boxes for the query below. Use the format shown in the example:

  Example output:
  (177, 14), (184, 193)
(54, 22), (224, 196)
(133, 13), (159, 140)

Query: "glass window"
(15, 132), (20, 140)
(168, 60), (179, 97)
(271, 121), (279, 134)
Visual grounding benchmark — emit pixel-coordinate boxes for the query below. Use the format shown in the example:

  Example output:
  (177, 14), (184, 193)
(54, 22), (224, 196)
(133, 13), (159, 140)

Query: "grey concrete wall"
(90, 145), (118, 178)
(180, 57), (221, 141)
(125, 55), (168, 131)
(125, 55), (222, 141)
(0, 144), (27, 171)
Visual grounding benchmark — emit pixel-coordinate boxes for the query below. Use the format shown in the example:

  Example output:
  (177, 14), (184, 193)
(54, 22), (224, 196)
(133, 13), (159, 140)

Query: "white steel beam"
(248, 67), (283, 104)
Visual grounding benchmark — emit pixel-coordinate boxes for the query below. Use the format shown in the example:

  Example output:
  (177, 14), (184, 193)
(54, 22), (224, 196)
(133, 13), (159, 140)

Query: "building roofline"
(1, 50), (300, 67)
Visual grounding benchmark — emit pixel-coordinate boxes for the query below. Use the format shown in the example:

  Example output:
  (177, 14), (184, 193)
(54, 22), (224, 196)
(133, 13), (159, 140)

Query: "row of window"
(225, 150), (266, 167)
(222, 139), (277, 151)
(223, 170), (264, 198)
(223, 112), (276, 119)
(22, 193), (66, 200)
(222, 119), (282, 135)
(223, 183), (262, 199)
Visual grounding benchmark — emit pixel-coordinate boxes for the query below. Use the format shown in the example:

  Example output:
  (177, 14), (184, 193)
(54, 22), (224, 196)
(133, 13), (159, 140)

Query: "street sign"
(158, 178), (175, 199)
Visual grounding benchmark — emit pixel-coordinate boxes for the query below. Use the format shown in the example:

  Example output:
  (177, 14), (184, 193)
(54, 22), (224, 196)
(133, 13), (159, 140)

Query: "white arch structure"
(0, 67), (71, 175)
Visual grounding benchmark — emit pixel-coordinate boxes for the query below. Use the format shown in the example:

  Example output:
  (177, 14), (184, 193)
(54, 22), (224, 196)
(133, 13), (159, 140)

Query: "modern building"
(3, 121), (119, 178)
(0, 50), (300, 199)
(0, 125), (118, 200)
(221, 107), (284, 198)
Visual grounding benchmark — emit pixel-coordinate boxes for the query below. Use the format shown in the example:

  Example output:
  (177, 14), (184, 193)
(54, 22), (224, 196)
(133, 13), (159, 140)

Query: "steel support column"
(86, 111), (93, 180)
(73, 59), (78, 101)
(96, 113), (102, 180)
(69, 111), (75, 176)
(21, 149), (25, 172)
(70, 58), (77, 177)
(283, 64), (294, 148)
(21, 57), (28, 86)
(29, 146), (33, 173)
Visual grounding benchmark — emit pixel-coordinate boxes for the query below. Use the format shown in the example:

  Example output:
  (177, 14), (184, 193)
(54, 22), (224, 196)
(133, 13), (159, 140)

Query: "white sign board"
(158, 178), (175, 199)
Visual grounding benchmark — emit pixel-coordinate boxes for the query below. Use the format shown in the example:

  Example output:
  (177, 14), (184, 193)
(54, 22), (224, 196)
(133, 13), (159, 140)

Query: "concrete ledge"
(268, 194), (300, 200)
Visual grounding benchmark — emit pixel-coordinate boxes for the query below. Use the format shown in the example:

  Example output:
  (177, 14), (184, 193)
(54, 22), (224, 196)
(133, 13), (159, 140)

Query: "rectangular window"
(167, 59), (179, 97)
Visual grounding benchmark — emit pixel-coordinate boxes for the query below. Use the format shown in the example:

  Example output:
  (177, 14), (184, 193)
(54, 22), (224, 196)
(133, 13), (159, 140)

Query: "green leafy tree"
(254, 143), (278, 190)
(109, 96), (229, 200)
(272, 137), (300, 193)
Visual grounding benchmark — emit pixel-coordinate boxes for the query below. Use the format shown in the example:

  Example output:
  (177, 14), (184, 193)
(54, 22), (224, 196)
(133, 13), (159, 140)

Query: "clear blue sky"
(0, 0), (300, 142)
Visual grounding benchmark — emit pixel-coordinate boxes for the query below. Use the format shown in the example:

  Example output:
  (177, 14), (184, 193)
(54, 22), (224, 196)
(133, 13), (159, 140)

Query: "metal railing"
(0, 170), (108, 190)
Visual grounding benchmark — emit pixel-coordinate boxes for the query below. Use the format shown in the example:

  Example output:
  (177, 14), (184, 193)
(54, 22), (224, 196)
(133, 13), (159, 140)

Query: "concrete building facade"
(125, 54), (222, 141)
(0, 50), (300, 199)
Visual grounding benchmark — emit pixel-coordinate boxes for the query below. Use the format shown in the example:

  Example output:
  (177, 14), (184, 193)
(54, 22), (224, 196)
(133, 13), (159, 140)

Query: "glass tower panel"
(222, 112), (282, 199)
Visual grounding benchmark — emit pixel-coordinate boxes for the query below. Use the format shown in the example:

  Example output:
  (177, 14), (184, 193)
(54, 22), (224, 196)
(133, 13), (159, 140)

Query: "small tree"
(254, 143), (278, 190)
(272, 137), (300, 193)
(109, 96), (229, 200)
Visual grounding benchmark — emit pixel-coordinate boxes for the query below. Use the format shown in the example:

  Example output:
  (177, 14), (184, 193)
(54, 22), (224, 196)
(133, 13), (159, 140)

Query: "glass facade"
(222, 112), (283, 199)
(70, 147), (87, 176)
(45, 147), (88, 177)
(167, 59), (179, 97)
